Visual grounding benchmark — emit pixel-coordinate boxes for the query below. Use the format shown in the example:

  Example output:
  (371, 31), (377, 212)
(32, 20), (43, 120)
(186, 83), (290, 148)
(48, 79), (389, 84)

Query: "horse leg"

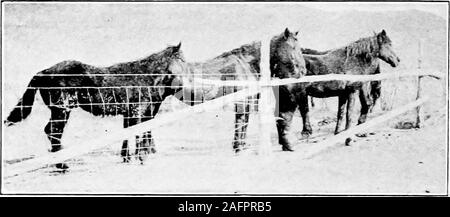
(121, 105), (138, 163)
(232, 99), (250, 152)
(335, 95), (347, 134)
(310, 96), (315, 108)
(44, 107), (71, 169)
(356, 87), (372, 137)
(358, 88), (370, 125)
(135, 131), (156, 164)
(121, 116), (151, 163)
(298, 94), (312, 137)
(274, 86), (297, 151)
(345, 91), (357, 131)
(133, 100), (162, 164)
(121, 117), (132, 163)
(276, 111), (295, 151)
(121, 103), (150, 163)
(121, 140), (131, 163)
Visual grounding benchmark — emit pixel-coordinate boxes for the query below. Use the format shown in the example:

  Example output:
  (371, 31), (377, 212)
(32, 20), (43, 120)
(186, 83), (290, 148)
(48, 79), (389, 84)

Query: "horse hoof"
(50, 145), (63, 152)
(234, 146), (247, 154)
(122, 157), (131, 163)
(55, 163), (69, 170)
(138, 156), (146, 165)
(4, 120), (14, 126)
(301, 133), (311, 139)
(136, 151), (150, 163)
(345, 137), (352, 146)
(282, 145), (294, 152)
(301, 130), (312, 137)
(233, 142), (246, 154)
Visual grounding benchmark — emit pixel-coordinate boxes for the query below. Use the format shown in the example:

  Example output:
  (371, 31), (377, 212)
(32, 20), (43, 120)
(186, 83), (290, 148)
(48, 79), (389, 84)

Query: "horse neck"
(211, 55), (257, 79)
(319, 48), (348, 67)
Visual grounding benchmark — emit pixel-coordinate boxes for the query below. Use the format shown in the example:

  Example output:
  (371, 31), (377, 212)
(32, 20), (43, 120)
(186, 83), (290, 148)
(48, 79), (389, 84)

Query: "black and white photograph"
(1, 1), (448, 196)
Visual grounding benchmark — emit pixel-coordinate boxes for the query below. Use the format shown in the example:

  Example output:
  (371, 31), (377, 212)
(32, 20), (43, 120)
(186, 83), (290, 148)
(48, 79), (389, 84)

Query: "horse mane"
(269, 33), (285, 58)
(345, 36), (379, 60)
(107, 45), (181, 74)
(215, 41), (261, 60)
(213, 41), (260, 74)
(139, 45), (182, 63)
(301, 48), (329, 55)
(187, 42), (261, 76)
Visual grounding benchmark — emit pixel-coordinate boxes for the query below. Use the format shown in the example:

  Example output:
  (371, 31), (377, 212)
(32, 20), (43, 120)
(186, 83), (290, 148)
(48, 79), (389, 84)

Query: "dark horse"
(272, 30), (400, 151)
(270, 28), (308, 151)
(5, 43), (188, 168)
(301, 47), (383, 132)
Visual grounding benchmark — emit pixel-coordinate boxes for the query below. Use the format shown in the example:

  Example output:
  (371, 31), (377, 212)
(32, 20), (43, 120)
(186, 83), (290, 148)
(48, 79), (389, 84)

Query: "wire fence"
(3, 37), (446, 179)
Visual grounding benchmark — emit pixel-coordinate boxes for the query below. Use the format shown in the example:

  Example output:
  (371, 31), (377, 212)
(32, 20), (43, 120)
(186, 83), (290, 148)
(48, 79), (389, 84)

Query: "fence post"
(415, 40), (424, 128)
(257, 38), (273, 155)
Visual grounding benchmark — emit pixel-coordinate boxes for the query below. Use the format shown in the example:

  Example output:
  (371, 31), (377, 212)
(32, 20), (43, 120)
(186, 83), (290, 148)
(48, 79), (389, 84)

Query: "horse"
(301, 47), (383, 133)
(272, 30), (400, 151)
(120, 42), (260, 158)
(270, 28), (308, 151)
(130, 28), (306, 154)
(4, 43), (188, 168)
(129, 28), (306, 154)
(177, 41), (261, 152)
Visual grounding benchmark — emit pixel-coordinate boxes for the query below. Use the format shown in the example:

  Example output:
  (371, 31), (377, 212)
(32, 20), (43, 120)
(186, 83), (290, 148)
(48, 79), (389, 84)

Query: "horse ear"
(377, 30), (386, 42)
(284, 28), (291, 39)
(173, 42), (182, 53)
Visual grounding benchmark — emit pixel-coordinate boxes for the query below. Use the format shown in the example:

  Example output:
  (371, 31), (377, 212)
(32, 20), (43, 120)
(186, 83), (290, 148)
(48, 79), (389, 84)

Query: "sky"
(306, 2), (448, 19)
(2, 2), (448, 109)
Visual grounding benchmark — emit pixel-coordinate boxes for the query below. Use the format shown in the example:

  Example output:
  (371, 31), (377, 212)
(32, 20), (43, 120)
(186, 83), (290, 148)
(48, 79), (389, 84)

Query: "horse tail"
(4, 77), (39, 126)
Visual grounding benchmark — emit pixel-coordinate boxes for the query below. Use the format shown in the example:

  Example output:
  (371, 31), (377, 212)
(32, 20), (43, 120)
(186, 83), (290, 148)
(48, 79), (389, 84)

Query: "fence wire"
(3, 67), (446, 178)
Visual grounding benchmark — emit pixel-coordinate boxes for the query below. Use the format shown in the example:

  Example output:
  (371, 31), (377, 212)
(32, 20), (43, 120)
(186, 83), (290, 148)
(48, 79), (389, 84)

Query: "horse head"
(159, 42), (188, 97)
(376, 30), (400, 67)
(270, 28), (306, 79)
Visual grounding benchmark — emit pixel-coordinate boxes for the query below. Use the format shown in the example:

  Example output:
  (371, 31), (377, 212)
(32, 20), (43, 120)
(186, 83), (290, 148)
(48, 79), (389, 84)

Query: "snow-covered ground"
(2, 90), (447, 194)
(2, 3), (448, 195)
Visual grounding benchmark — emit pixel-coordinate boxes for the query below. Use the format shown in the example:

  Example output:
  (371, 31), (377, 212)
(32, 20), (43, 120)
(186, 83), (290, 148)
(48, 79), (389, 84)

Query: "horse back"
(37, 60), (95, 87)
(183, 53), (259, 103)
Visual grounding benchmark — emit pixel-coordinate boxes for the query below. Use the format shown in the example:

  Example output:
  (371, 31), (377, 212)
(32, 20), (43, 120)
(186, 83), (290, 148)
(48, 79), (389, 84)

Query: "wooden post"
(257, 38), (273, 155)
(415, 40), (424, 128)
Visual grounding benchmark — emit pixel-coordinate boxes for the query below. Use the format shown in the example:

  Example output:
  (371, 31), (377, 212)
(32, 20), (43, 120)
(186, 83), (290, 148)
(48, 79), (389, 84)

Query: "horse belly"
(306, 81), (347, 98)
(77, 88), (127, 116)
